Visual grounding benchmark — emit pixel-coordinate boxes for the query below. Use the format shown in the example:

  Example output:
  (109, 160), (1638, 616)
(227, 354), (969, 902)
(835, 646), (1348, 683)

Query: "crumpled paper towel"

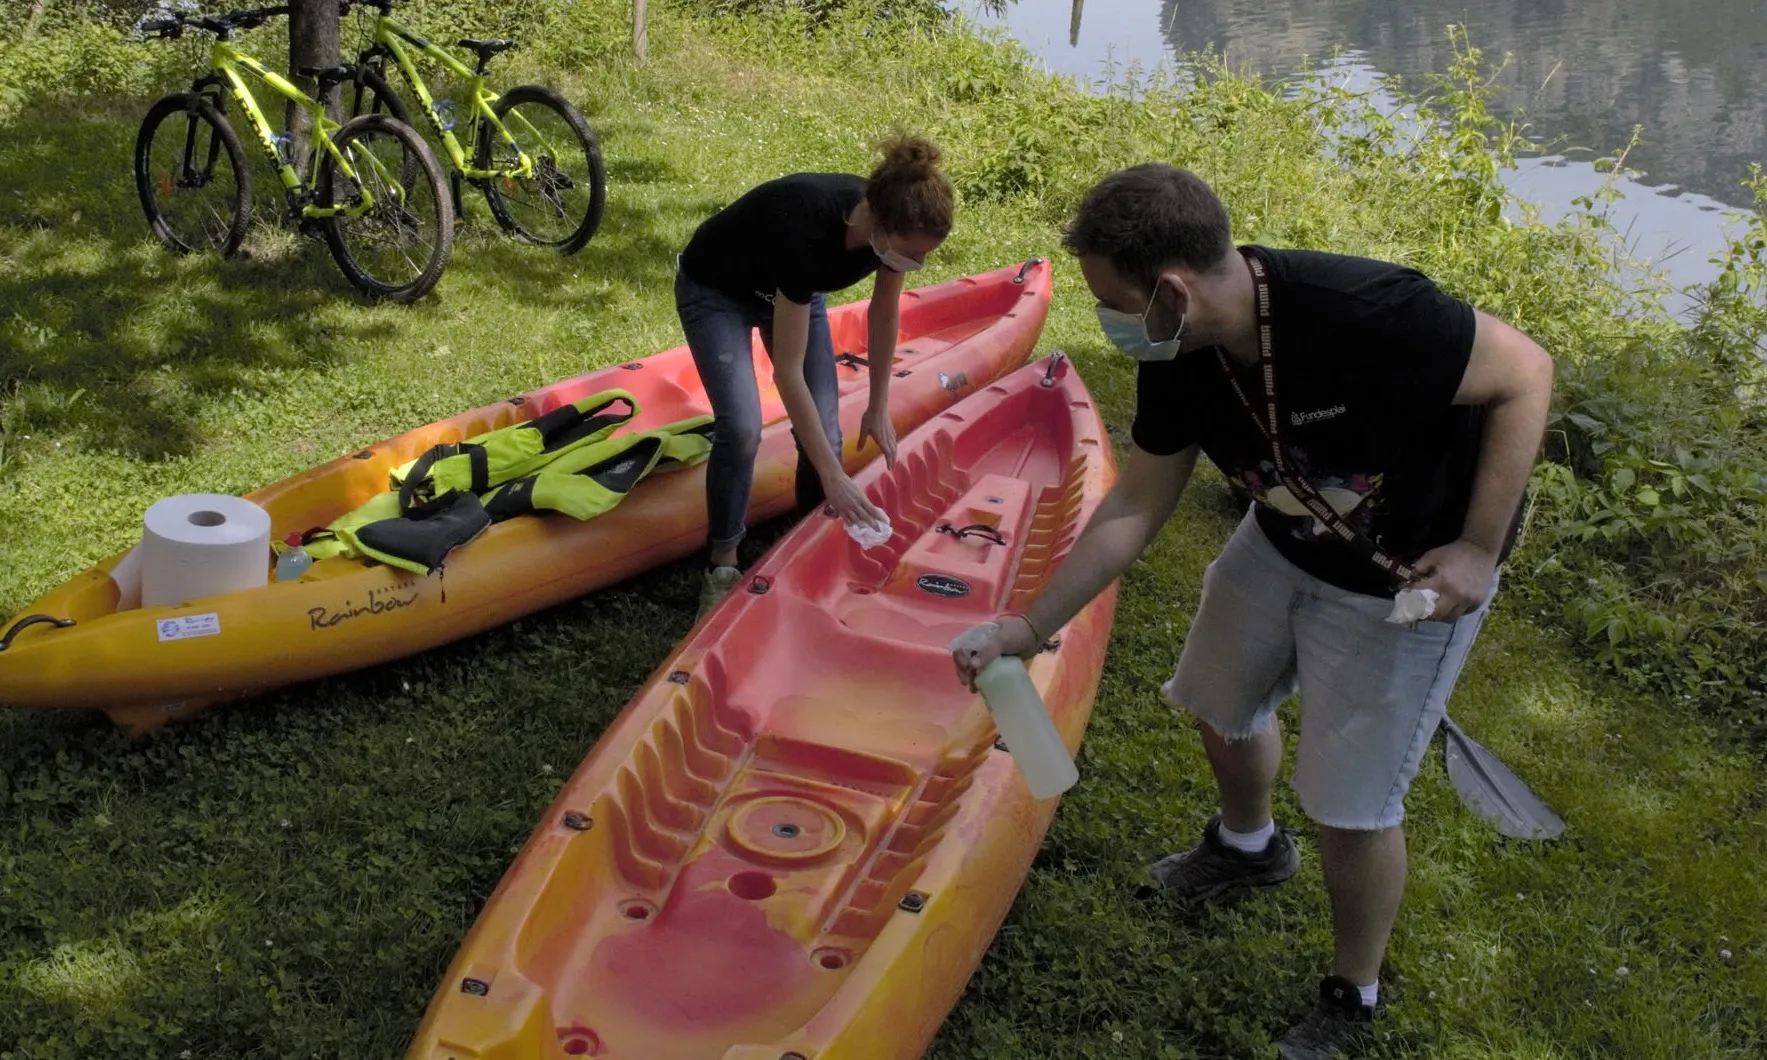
(1385, 587), (1439, 625)
(845, 514), (893, 550)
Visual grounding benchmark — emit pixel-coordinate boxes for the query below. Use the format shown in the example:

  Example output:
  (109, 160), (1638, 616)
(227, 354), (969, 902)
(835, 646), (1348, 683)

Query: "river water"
(971, 0), (1767, 312)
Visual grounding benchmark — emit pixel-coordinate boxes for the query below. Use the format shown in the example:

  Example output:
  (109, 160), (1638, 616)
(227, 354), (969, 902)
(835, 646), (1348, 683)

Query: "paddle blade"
(1442, 716), (1565, 840)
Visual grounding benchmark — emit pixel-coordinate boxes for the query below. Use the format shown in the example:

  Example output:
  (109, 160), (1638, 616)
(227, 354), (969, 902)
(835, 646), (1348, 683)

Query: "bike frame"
(361, 12), (539, 181)
(193, 39), (383, 219)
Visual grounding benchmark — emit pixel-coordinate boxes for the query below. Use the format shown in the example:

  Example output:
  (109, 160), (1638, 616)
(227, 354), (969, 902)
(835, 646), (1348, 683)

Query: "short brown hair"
(865, 133), (955, 239)
(1062, 164), (1233, 285)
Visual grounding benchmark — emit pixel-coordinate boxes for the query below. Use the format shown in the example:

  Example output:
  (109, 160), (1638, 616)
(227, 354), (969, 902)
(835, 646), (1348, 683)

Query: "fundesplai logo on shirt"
(1290, 404), (1347, 426)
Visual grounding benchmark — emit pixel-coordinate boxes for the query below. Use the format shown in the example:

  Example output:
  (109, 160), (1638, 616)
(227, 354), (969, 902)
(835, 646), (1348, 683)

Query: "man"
(950, 164), (1553, 1058)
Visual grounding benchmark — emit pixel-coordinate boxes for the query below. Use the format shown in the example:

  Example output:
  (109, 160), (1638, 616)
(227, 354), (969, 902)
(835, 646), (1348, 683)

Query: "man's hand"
(948, 616), (1042, 691)
(1408, 539), (1497, 622)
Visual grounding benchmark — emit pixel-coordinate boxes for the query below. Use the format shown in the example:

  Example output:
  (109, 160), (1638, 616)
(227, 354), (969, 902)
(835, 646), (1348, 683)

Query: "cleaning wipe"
(845, 515), (893, 550)
(1385, 587), (1439, 625)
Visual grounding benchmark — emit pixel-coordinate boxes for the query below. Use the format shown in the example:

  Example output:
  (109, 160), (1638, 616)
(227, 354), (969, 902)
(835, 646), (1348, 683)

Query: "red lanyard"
(1214, 248), (1420, 585)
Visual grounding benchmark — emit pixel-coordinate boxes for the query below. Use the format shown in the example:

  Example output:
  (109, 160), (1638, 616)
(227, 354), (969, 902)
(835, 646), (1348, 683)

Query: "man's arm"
(953, 442), (1198, 684)
(1453, 309), (1556, 553)
(1412, 309), (1555, 619)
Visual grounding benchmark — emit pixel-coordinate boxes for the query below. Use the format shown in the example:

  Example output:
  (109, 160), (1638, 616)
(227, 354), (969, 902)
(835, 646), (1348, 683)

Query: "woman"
(675, 134), (955, 616)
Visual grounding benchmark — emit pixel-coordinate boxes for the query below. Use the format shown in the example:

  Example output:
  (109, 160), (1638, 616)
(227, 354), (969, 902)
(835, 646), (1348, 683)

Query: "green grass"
(1, 3), (1764, 1058)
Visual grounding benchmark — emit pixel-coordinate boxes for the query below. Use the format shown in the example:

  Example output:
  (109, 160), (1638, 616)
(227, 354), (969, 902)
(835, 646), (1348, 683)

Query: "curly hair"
(865, 133), (955, 239)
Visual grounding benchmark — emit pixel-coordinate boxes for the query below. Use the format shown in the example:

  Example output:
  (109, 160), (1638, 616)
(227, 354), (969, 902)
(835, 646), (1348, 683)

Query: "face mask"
(871, 232), (923, 273)
(1096, 285), (1184, 361)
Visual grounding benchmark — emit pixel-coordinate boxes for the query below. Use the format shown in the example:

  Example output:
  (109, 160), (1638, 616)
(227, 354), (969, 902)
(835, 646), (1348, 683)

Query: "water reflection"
(975, 0), (1767, 310)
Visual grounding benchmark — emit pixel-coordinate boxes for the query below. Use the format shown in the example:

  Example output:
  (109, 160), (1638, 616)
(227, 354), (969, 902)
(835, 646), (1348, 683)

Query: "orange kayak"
(404, 351), (1119, 1060)
(0, 259), (1052, 734)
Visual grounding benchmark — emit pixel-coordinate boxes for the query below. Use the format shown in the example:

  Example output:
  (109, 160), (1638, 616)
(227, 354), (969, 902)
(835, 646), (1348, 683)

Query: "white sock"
(1217, 819), (1275, 854)
(1358, 981), (1379, 1008)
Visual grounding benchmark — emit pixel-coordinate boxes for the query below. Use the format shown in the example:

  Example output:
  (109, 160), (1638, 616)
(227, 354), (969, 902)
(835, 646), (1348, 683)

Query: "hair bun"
(880, 134), (941, 178)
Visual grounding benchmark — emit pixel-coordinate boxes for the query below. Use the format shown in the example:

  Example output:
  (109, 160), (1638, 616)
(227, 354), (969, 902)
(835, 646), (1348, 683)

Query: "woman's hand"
(858, 404), (898, 468)
(823, 470), (888, 530)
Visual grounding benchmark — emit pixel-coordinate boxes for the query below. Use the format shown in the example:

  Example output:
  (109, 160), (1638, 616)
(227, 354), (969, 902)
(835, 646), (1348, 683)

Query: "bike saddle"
(458, 38), (516, 63)
(298, 64), (357, 85)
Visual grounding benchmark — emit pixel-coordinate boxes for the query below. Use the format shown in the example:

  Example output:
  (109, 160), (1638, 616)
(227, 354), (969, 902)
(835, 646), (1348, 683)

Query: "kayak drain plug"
(898, 892), (927, 914)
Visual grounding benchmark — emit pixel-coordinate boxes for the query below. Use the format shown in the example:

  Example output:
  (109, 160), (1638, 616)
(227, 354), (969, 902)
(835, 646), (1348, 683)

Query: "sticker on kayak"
(916, 574), (971, 599)
(157, 613), (220, 642)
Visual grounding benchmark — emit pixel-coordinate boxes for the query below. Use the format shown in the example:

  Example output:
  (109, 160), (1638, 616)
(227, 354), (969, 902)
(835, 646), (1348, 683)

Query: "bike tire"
(478, 83), (606, 255)
(317, 113), (454, 303)
(134, 92), (252, 257)
(345, 63), (413, 127)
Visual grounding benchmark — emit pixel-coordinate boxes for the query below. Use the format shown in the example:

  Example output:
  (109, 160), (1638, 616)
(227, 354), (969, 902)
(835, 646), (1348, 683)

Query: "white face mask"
(871, 232), (923, 273)
(1096, 284), (1184, 361)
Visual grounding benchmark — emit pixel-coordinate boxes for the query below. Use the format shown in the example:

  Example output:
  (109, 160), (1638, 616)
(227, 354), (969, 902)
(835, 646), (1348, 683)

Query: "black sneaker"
(1274, 975), (1382, 1059)
(1146, 815), (1301, 902)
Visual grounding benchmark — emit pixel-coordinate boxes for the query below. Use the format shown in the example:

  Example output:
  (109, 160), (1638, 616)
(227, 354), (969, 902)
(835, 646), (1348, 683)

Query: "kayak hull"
(404, 352), (1119, 1060)
(0, 260), (1052, 733)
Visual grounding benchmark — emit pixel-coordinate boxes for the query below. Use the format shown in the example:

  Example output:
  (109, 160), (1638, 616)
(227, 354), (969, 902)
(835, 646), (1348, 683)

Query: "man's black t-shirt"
(679, 172), (880, 306)
(1131, 245), (1512, 598)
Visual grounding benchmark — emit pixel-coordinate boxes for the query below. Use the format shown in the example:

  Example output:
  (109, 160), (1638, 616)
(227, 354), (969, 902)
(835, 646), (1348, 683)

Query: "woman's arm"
(772, 291), (887, 526)
(859, 267), (905, 466)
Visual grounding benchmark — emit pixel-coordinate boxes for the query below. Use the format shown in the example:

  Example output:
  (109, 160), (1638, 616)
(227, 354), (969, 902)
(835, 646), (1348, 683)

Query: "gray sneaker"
(1147, 815), (1301, 902)
(696, 565), (743, 621)
(1275, 975), (1382, 1059)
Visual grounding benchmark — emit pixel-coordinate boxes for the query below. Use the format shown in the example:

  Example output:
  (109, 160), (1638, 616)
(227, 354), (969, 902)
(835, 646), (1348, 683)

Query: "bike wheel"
(134, 92), (252, 256)
(478, 84), (606, 255)
(345, 63), (413, 127)
(317, 113), (454, 303)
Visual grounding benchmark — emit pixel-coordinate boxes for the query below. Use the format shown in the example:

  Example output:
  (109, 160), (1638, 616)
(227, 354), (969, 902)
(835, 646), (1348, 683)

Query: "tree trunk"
(22, 0), (48, 39)
(633, 0), (648, 65)
(287, 0), (341, 179)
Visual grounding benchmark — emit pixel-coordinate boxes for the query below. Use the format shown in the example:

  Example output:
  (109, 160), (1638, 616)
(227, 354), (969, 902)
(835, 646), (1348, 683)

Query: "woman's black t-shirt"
(1131, 245), (1518, 598)
(679, 172), (880, 306)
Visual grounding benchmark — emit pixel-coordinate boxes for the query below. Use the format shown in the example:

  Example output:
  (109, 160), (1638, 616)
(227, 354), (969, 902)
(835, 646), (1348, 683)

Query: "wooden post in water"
(1069, 0), (1083, 46)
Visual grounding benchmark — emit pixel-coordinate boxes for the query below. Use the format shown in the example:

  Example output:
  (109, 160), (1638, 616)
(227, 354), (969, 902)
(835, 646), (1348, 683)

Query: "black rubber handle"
(0, 614), (76, 652)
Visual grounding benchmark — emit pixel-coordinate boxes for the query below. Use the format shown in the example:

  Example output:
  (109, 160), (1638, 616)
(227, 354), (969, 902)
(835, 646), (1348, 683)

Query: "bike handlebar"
(138, 5), (291, 40)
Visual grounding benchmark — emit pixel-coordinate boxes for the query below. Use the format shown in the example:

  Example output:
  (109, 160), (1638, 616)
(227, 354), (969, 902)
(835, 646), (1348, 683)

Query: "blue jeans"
(675, 262), (842, 552)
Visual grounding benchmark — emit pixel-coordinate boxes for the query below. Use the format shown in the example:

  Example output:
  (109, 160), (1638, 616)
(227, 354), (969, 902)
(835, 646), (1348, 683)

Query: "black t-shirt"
(679, 172), (880, 306)
(1132, 245), (1514, 598)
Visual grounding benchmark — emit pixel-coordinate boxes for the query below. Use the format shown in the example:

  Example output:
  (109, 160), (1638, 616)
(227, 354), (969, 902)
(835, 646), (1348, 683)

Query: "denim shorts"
(1163, 511), (1498, 830)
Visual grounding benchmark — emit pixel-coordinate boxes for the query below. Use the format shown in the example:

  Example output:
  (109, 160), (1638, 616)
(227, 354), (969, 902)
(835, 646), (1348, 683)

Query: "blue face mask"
(1096, 286), (1184, 361)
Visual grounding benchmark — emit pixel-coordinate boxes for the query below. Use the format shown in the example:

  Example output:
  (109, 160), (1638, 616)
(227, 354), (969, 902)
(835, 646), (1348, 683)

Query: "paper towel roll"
(138, 493), (273, 609)
(110, 543), (144, 611)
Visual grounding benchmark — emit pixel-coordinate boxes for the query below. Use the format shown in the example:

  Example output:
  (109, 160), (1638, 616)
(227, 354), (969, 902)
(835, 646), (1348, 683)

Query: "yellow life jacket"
(390, 389), (639, 509)
(302, 408), (715, 573)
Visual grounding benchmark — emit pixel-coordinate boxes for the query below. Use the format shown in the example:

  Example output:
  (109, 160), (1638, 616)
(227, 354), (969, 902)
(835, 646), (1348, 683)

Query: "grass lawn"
(1, 4), (1763, 1058)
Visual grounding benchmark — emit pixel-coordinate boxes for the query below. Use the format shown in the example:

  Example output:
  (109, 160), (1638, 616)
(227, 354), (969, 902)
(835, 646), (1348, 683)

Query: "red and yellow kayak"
(404, 351), (1119, 1060)
(0, 259), (1052, 734)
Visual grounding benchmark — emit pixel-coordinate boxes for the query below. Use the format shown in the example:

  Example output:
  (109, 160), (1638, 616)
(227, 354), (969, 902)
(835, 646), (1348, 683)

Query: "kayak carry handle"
(936, 523), (1007, 546)
(0, 614), (76, 652)
(1013, 257), (1046, 284)
(1040, 350), (1068, 388)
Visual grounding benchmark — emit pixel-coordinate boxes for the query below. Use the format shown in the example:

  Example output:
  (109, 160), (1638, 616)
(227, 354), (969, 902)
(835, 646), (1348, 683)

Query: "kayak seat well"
(513, 650), (1000, 1036)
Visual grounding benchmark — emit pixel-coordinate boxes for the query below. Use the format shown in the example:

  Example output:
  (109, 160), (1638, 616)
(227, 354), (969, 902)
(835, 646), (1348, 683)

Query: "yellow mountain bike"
(337, 0), (607, 254)
(133, 5), (454, 302)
